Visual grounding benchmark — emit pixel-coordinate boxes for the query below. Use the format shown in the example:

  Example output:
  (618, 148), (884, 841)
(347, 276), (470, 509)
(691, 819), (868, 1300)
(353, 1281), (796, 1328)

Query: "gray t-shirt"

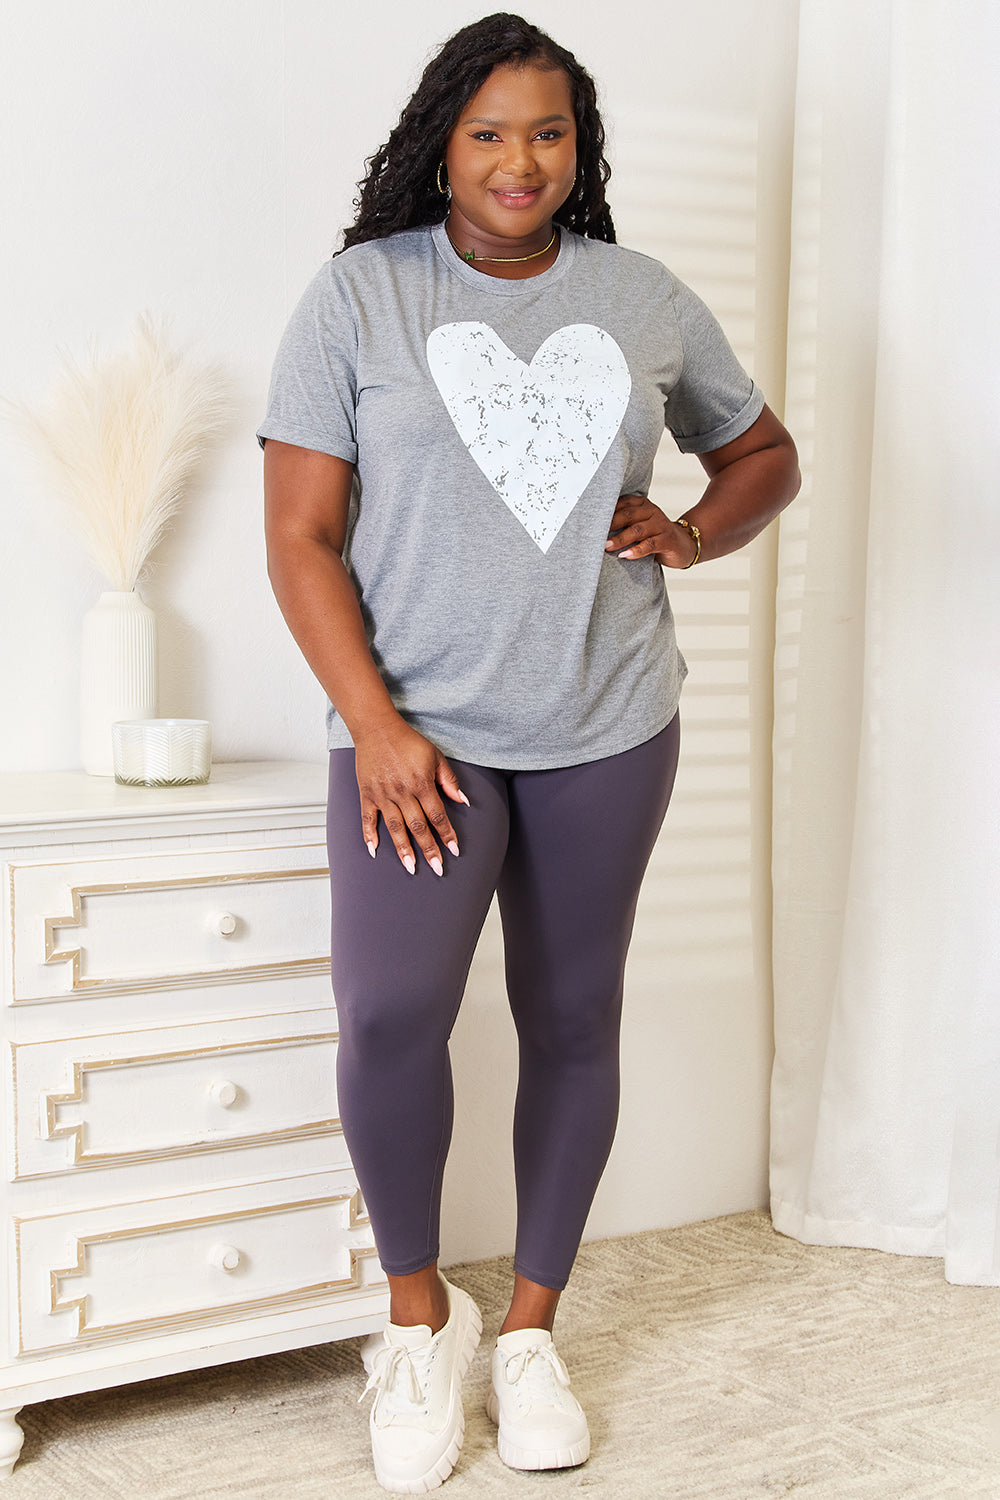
(258, 221), (763, 768)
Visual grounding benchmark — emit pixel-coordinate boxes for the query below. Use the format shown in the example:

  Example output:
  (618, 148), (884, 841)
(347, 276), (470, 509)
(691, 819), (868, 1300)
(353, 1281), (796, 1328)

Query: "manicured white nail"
(402, 854), (416, 875)
(446, 840), (460, 857)
(619, 549), (635, 559)
(430, 855), (444, 877)
(457, 792), (470, 806)
(366, 840), (377, 859)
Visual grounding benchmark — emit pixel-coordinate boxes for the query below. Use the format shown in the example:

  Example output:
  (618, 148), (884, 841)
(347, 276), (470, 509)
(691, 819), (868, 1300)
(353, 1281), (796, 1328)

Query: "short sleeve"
(664, 277), (765, 454)
(256, 261), (359, 463)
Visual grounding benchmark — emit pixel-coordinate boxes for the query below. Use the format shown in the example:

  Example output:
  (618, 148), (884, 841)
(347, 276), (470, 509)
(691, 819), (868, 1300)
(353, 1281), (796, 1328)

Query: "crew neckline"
(430, 219), (577, 294)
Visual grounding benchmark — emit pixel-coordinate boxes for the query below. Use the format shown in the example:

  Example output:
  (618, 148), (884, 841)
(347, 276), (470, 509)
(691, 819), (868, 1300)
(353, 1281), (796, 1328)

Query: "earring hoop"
(437, 161), (449, 197)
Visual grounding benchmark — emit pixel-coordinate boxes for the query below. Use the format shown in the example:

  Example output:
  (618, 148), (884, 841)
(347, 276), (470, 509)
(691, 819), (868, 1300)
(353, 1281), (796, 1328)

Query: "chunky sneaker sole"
(486, 1385), (590, 1470)
(487, 1328), (590, 1471)
(360, 1275), (482, 1494)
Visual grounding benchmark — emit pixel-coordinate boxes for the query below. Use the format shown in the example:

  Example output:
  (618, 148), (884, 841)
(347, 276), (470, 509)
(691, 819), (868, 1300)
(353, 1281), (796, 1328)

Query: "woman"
(260, 12), (799, 1493)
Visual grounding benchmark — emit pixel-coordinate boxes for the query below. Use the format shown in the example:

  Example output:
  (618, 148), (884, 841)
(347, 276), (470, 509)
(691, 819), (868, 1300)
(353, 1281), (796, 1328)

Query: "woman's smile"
(490, 185), (544, 208)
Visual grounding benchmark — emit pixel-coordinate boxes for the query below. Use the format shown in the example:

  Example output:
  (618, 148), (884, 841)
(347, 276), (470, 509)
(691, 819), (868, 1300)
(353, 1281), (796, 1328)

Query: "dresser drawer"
(7, 845), (330, 1003)
(14, 1169), (384, 1355)
(11, 1011), (342, 1179)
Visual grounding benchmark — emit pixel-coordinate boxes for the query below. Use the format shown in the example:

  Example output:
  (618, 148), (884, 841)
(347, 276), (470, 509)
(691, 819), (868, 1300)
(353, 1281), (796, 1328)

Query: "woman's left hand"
(605, 493), (697, 569)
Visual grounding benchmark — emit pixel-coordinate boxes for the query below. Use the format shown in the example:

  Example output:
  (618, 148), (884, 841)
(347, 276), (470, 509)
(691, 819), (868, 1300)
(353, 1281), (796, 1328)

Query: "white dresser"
(0, 762), (387, 1476)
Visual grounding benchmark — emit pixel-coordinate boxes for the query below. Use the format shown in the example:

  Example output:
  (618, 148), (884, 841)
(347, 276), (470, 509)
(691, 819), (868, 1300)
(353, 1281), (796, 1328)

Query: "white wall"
(0, 0), (799, 1263)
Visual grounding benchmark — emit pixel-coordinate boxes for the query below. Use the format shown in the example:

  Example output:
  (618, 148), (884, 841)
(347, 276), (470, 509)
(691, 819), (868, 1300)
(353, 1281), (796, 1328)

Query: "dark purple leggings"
(325, 714), (680, 1291)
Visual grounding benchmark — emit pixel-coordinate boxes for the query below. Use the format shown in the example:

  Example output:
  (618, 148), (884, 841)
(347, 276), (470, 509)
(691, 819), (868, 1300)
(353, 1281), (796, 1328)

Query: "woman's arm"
(263, 439), (466, 872)
(604, 404), (801, 568)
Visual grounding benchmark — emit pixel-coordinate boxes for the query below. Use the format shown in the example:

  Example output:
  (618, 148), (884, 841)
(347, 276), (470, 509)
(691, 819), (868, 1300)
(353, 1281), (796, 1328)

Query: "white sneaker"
(486, 1327), (590, 1471)
(358, 1274), (482, 1494)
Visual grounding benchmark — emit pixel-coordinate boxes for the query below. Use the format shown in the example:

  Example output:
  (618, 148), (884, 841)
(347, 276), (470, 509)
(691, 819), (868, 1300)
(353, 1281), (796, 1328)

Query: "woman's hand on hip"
(605, 493), (698, 569)
(354, 717), (468, 875)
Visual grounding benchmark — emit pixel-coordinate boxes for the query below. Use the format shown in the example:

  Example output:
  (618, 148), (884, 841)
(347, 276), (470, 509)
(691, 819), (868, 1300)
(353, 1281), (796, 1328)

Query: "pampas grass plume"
(9, 316), (229, 591)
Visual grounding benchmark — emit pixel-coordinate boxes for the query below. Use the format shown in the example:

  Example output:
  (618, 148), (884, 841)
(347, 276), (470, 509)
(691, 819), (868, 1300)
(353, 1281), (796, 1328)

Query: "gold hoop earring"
(437, 161), (449, 197)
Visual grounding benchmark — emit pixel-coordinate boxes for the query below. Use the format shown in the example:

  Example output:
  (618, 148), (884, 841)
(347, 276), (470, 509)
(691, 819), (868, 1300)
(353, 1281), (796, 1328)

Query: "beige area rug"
(9, 1210), (1000, 1498)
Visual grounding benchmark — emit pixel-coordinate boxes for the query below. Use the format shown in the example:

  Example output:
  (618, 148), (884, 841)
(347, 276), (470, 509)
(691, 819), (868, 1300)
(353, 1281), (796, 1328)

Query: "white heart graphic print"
(426, 321), (631, 554)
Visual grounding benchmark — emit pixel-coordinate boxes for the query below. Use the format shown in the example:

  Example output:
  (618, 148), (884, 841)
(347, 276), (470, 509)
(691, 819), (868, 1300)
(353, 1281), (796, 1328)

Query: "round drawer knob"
(215, 912), (238, 937)
(208, 1079), (239, 1108)
(210, 1243), (242, 1273)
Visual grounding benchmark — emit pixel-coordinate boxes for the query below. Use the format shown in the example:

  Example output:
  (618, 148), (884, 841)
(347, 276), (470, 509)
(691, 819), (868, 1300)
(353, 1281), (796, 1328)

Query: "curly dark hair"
(340, 13), (615, 250)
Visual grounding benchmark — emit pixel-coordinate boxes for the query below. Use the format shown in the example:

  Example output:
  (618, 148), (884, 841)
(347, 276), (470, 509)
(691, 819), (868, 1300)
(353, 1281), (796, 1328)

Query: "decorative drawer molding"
(14, 1170), (384, 1355)
(10, 1012), (342, 1179)
(8, 844), (331, 1002)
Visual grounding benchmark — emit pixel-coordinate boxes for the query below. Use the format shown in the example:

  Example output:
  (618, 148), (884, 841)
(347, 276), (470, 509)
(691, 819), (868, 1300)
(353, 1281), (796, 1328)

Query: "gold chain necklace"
(446, 227), (557, 265)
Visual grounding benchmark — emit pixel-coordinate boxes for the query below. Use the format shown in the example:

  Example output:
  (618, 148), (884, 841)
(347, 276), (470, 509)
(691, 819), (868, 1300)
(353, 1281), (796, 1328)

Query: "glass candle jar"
(112, 719), (211, 787)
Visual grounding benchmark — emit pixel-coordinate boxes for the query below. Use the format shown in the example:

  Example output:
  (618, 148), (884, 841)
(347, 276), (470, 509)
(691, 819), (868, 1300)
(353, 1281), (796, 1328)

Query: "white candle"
(112, 719), (211, 786)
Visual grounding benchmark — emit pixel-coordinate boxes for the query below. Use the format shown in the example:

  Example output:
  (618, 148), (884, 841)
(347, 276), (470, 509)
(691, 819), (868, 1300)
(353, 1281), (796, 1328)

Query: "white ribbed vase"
(80, 590), (158, 776)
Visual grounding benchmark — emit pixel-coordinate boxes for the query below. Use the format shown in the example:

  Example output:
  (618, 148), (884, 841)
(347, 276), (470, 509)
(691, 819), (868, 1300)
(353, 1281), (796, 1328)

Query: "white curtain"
(770, 0), (1000, 1284)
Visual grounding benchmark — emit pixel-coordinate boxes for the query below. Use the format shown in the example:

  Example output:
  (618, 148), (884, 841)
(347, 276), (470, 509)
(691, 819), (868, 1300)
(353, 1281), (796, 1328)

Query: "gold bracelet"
(675, 517), (701, 568)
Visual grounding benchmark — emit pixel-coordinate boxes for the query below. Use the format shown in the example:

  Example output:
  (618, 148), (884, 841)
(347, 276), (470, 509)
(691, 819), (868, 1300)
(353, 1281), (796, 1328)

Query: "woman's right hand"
(354, 717), (468, 875)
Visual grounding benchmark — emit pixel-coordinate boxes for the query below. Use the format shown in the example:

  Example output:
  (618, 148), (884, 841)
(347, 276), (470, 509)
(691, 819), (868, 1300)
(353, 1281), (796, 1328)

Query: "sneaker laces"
(501, 1342), (572, 1409)
(359, 1342), (435, 1429)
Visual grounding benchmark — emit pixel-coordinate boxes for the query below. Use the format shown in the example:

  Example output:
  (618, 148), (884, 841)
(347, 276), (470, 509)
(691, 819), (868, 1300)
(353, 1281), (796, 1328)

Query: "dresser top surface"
(0, 761), (329, 830)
